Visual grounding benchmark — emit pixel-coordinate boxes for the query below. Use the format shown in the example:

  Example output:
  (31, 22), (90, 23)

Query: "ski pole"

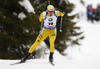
(60, 16), (63, 32)
(39, 21), (43, 34)
(48, 0), (50, 5)
(48, 0), (51, 5)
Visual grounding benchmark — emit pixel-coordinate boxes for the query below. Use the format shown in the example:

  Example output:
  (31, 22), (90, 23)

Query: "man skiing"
(21, 5), (64, 63)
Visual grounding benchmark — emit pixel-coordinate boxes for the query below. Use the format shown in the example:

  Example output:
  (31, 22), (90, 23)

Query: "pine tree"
(0, 0), (40, 59)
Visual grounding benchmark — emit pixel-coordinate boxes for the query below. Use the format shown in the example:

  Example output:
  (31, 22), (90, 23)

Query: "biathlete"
(21, 5), (64, 63)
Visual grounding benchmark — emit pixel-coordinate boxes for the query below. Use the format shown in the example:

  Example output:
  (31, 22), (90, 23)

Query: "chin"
(50, 15), (53, 16)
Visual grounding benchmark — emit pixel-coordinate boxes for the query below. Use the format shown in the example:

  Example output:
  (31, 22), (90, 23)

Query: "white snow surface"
(1, 0), (100, 69)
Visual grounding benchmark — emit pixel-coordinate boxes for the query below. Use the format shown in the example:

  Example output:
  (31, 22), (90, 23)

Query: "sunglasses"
(48, 11), (54, 13)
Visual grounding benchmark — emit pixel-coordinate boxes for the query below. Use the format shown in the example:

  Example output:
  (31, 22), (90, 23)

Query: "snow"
(0, 59), (100, 69)
(1, 0), (100, 69)
(18, 12), (26, 20)
(19, 0), (35, 14)
(77, 16), (100, 60)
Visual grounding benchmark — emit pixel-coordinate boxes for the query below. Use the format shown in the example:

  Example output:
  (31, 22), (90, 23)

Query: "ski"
(50, 62), (55, 66)
(10, 60), (55, 66)
(10, 61), (25, 65)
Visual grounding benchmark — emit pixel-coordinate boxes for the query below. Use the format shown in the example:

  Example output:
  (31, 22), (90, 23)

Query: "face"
(48, 11), (54, 16)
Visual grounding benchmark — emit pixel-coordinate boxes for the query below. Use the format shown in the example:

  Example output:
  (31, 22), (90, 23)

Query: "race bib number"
(47, 18), (54, 28)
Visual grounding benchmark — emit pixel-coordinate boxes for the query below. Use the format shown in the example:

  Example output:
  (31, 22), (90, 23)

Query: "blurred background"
(0, 0), (100, 61)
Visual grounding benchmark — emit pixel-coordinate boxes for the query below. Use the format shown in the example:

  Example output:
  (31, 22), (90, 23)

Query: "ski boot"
(49, 52), (54, 62)
(21, 53), (30, 63)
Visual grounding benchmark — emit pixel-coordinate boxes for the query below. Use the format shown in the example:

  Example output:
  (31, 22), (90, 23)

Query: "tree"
(0, 0), (40, 59)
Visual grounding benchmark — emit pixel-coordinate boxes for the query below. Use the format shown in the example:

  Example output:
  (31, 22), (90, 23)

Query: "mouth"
(49, 14), (53, 16)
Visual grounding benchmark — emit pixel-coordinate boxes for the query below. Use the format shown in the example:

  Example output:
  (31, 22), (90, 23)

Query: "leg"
(49, 34), (56, 53)
(49, 29), (56, 62)
(49, 29), (56, 53)
(28, 29), (49, 53)
(21, 28), (49, 62)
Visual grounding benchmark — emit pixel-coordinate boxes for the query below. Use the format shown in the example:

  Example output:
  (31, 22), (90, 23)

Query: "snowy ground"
(1, 0), (100, 69)
(1, 59), (100, 69)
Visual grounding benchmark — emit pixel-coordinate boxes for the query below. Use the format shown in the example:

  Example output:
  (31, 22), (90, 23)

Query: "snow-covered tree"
(0, 0), (39, 59)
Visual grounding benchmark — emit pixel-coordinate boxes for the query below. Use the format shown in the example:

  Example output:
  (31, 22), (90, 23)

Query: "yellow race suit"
(28, 11), (64, 53)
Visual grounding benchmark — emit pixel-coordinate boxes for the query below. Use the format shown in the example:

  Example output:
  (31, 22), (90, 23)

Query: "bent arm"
(56, 11), (64, 17)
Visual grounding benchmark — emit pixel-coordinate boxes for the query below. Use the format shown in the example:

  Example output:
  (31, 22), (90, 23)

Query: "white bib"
(43, 11), (57, 29)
